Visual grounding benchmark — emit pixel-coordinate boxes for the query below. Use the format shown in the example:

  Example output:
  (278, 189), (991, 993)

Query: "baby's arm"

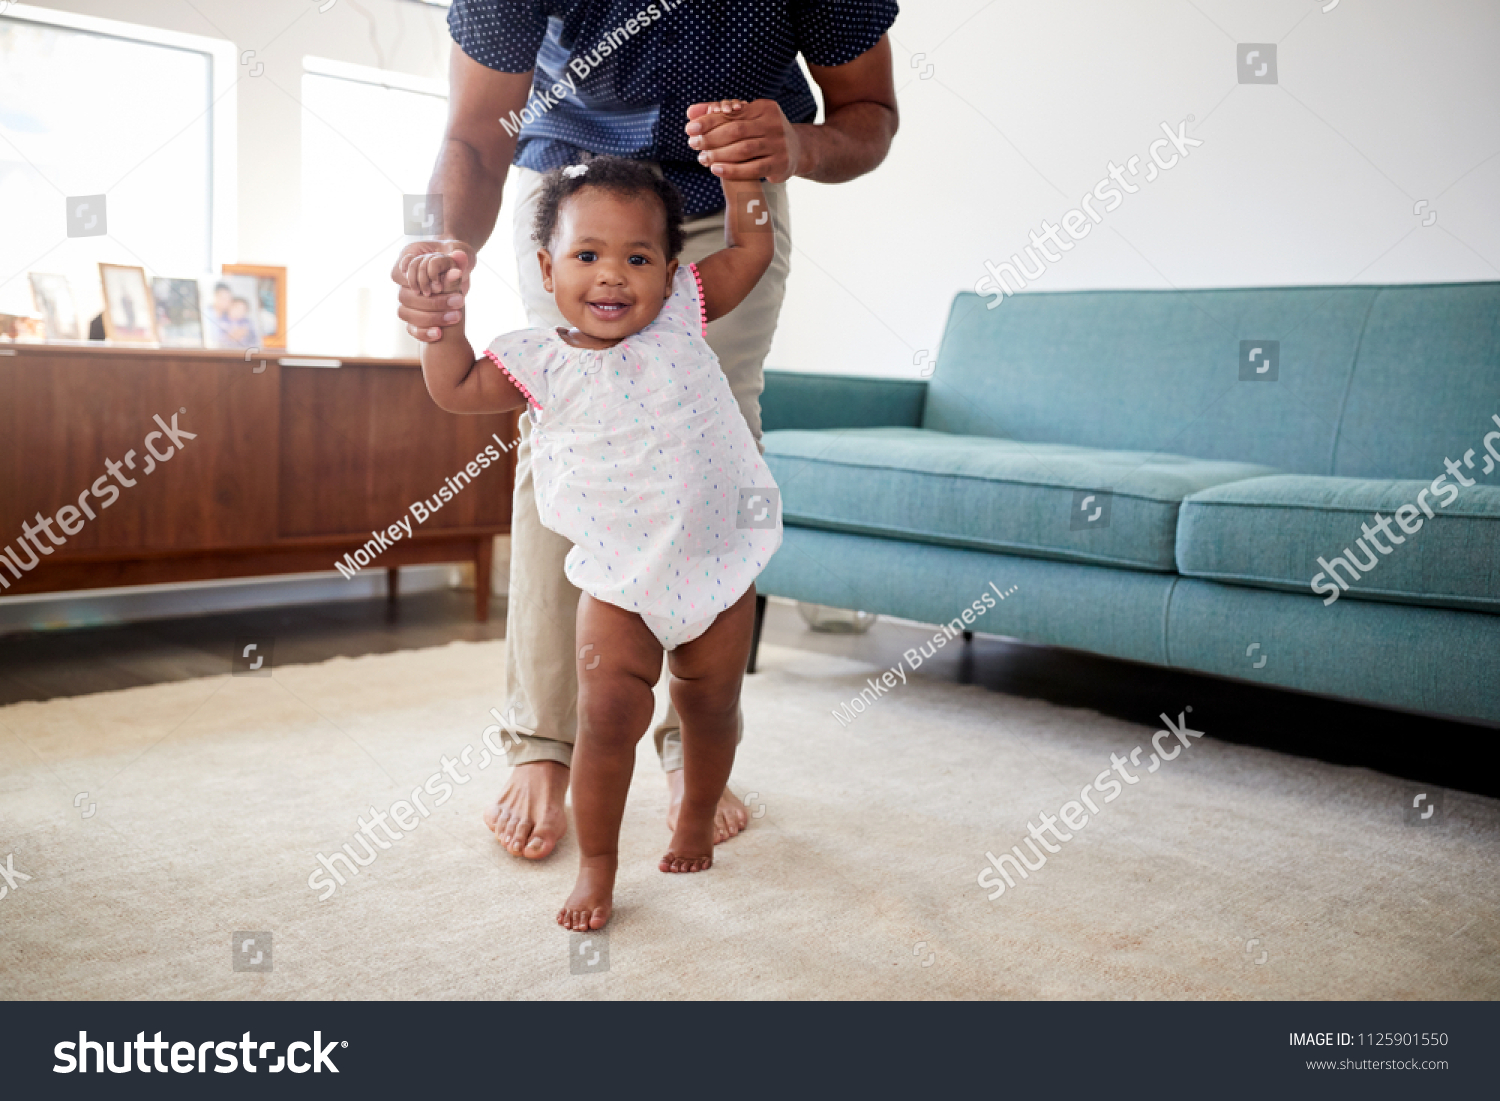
(416, 287), (525, 415)
(692, 102), (776, 324)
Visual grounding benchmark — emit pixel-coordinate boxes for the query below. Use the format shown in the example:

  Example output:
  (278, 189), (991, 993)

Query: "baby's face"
(540, 188), (678, 345)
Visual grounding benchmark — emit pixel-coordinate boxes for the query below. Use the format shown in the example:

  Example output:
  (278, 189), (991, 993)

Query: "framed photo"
(151, 277), (205, 349)
(0, 314), (47, 343)
(198, 274), (263, 351)
(222, 263), (286, 349)
(98, 263), (158, 343)
(28, 273), (82, 341)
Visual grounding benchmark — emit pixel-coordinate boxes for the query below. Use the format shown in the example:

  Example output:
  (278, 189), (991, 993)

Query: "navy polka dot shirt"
(448, 1), (898, 216)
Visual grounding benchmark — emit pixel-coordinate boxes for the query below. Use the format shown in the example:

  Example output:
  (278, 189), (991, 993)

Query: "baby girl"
(417, 107), (780, 932)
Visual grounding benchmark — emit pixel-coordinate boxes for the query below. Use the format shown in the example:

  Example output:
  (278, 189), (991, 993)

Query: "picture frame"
(98, 263), (158, 344)
(198, 274), (263, 351)
(151, 277), (205, 349)
(28, 272), (83, 341)
(0, 314), (47, 343)
(222, 263), (287, 349)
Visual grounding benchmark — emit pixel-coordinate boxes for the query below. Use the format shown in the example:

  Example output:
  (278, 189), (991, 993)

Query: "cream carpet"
(2, 638), (1496, 1000)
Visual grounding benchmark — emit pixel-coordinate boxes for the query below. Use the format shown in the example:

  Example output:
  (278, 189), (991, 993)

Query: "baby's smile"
(585, 297), (632, 322)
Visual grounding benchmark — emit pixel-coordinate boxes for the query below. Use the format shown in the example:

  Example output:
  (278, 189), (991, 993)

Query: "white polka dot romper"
(484, 264), (782, 650)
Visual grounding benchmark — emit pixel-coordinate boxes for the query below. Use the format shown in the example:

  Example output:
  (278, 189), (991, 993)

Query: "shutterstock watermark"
(570, 932), (609, 974)
(832, 582), (1018, 727)
(976, 708), (1204, 900)
(1, 852), (33, 901)
(974, 116), (1203, 307)
(1309, 413), (1500, 605)
(307, 706), (534, 900)
(54, 1031), (344, 1074)
(0, 412), (196, 591)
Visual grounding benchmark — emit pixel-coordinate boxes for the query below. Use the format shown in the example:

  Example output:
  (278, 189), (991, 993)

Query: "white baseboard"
(0, 565), (457, 637)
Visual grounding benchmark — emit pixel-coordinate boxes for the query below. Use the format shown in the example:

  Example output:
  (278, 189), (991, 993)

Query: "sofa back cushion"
(1334, 283), (1500, 479)
(926, 286), (1381, 476)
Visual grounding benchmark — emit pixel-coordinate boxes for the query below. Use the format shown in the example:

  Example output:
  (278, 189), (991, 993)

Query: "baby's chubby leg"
(660, 585), (759, 874)
(558, 593), (663, 932)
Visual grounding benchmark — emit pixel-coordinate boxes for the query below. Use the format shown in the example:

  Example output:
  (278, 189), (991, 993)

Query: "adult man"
(393, 1), (899, 859)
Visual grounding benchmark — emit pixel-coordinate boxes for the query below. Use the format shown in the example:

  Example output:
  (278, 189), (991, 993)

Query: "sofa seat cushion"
(763, 427), (1278, 571)
(1177, 475), (1500, 612)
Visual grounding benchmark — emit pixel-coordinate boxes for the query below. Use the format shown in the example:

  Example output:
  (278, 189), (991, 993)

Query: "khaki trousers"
(501, 165), (791, 771)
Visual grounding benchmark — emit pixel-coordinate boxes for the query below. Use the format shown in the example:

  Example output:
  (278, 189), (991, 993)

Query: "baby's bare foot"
(557, 855), (616, 931)
(659, 810), (716, 873)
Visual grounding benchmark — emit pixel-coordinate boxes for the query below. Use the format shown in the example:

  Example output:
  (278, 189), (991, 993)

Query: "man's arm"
(394, 44), (533, 340)
(685, 34), (898, 184)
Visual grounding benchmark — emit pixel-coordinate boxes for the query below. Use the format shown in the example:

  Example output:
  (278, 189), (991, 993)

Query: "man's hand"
(393, 239), (475, 342)
(685, 98), (803, 183)
(685, 36), (897, 187)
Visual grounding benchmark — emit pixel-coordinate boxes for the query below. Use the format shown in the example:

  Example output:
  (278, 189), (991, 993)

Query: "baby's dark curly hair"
(531, 155), (686, 259)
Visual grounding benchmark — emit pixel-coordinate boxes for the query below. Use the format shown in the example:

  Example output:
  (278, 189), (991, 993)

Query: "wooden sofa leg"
(747, 593), (768, 673)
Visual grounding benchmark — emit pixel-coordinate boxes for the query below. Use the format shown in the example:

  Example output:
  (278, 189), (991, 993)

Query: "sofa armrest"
(760, 370), (927, 433)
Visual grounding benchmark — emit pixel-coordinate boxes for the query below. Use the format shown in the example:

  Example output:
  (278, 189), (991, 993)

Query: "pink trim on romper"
(688, 262), (708, 338)
(484, 348), (544, 411)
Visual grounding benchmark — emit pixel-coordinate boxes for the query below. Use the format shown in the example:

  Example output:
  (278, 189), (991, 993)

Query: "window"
(0, 6), (235, 329)
(295, 56), (525, 357)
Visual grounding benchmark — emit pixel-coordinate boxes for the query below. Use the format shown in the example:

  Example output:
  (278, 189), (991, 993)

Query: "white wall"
(17, 0), (1500, 375)
(771, 0), (1500, 377)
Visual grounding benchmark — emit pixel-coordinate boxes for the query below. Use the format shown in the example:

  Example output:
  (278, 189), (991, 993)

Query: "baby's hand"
(702, 99), (747, 117)
(409, 250), (467, 300)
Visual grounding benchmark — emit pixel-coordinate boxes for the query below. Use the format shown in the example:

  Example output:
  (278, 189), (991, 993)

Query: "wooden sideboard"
(0, 345), (518, 620)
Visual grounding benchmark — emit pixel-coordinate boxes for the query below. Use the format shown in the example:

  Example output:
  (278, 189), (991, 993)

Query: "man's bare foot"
(659, 809), (716, 873)
(666, 771), (749, 844)
(483, 759), (570, 859)
(558, 855), (616, 931)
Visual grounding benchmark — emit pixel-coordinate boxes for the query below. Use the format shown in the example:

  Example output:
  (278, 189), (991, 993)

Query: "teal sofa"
(751, 281), (1500, 725)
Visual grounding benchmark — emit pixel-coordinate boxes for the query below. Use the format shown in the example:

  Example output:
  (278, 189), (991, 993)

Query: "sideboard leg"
(387, 567), (400, 606)
(475, 537), (493, 623)
(746, 592), (768, 674)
